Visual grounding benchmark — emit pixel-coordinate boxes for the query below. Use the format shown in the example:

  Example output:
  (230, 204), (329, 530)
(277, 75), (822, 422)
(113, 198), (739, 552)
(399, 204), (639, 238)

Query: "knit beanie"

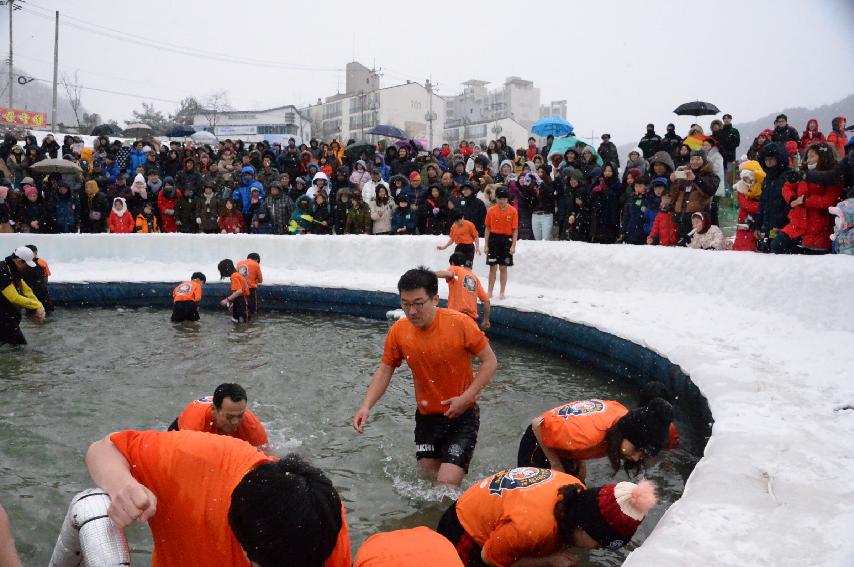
(690, 149), (707, 162)
(617, 398), (673, 457)
(409, 171), (421, 183)
(24, 185), (38, 198)
(576, 480), (658, 550)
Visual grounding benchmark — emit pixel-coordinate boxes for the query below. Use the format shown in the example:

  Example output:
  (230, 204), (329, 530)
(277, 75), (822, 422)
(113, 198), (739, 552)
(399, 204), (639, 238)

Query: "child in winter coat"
(647, 195), (679, 246)
(175, 187), (199, 233)
(135, 203), (159, 233)
(620, 175), (650, 245)
(332, 188), (353, 234)
(158, 177), (179, 233)
(218, 199), (244, 234)
(829, 198), (854, 254)
(689, 212), (725, 250)
(310, 192), (332, 235)
(732, 160), (765, 252)
(289, 195), (315, 234)
(349, 160), (371, 191)
(345, 189), (372, 234)
(391, 194), (417, 234)
(108, 197), (135, 233)
(196, 184), (221, 233)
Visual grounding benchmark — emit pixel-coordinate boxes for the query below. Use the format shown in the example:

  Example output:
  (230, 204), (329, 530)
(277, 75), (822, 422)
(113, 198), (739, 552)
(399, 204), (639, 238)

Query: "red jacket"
(647, 211), (678, 246)
(733, 192), (761, 252)
(218, 212), (244, 234)
(158, 191), (179, 233)
(800, 119), (825, 150)
(781, 179), (843, 250)
(827, 131), (848, 158)
(108, 211), (135, 233)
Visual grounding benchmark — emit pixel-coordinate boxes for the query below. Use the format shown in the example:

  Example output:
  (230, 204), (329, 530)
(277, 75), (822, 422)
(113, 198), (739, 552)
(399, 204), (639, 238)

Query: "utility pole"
(51, 10), (59, 130)
(425, 78), (436, 148)
(7, 0), (13, 108)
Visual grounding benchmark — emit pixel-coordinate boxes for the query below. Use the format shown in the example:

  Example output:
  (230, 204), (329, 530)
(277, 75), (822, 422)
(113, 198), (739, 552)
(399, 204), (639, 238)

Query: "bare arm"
(86, 436), (157, 528)
(480, 300), (491, 330)
(437, 235), (454, 250)
(435, 270), (455, 279)
(352, 363), (395, 432)
(531, 417), (565, 473)
(442, 344), (498, 418)
(0, 506), (21, 567)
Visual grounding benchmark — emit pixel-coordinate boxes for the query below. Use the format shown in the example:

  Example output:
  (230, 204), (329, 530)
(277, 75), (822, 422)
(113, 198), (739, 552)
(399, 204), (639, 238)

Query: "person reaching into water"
(236, 253), (263, 315)
(354, 527), (463, 567)
(168, 383), (268, 451)
(217, 259), (250, 323)
(435, 252), (491, 331)
(0, 247), (44, 345)
(353, 268), (498, 487)
(0, 505), (22, 567)
(437, 467), (657, 567)
(85, 433), (350, 567)
(516, 397), (674, 482)
(170, 272), (206, 323)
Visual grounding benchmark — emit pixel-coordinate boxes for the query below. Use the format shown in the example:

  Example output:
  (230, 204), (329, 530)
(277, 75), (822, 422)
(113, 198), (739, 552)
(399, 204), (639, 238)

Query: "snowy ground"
(4, 233), (854, 567)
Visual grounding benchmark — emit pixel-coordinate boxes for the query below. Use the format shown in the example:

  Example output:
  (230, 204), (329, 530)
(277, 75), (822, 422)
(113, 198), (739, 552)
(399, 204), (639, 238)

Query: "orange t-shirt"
(485, 204), (518, 236)
(110, 430), (351, 567)
(381, 307), (489, 415)
(231, 272), (250, 296)
(450, 220), (479, 245)
(666, 422), (679, 450)
(177, 397), (269, 448)
(236, 259), (263, 289)
(456, 468), (585, 567)
(538, 400), (628, 460)
(37, 258), (51, 278)
(354, 526), (463, 567)
(172, 280), (202, 303)
(445, 265), (488, 320)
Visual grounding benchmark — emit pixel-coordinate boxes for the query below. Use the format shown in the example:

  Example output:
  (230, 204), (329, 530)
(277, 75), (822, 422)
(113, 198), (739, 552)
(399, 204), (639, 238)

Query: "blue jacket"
(232, 166), (265, 213)
(372, 156), (390, 182)
(391, 207), (417, 234)
(129, 149), (147, 174)
(621, 194), (650, 244)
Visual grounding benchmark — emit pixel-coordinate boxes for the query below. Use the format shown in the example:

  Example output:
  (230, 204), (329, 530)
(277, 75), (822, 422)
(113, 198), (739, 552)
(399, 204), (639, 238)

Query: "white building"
(540, 100), (568, 120)
(300, 61), (445, 147)
(443, 116), (530, 151)
(445, 77), (545, 130)
(191, 105), (311, 144)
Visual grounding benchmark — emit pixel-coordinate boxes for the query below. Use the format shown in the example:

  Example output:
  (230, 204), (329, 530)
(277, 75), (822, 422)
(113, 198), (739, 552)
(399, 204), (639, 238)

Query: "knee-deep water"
(1, 308), (701, 566)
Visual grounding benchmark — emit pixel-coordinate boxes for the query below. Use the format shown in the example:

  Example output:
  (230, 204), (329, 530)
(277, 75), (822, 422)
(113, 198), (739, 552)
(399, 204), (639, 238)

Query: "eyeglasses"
(401, 299), (430, 311)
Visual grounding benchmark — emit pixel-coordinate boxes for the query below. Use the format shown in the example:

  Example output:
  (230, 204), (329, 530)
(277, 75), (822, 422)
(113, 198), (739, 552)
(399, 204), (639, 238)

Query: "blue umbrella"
(532, 116), (574, 138)
(546, 136), (603, 167)
(368, 124), (409, 139)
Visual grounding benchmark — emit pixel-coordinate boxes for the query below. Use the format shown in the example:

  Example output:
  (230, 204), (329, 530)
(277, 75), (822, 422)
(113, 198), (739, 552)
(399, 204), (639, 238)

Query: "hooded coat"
(780, 176), (843, 251)
(289, 195), (315, 234)
(827, 117), (848, 158)
(232, 166), (266, 214)
(622, 148), (649, 182)
(733, 160), (765, 252)
(589, 166), (622, 244)
(48, 188), (78, 233)
(829, 198), (854, 254)
(758, 142), (792, 236)
(800, 119), (825, 150)
(157, 182), (179, 233)
(80, 181), (110, 233)
(175, 190), (199, 233)
(108, 198), (135, 233)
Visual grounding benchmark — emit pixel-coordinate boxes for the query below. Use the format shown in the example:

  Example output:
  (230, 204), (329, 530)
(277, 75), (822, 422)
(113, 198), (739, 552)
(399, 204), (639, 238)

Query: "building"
(300, 61), (445, 147)
(539, 100), (568, 120)
(443, 116), (530, 151)
(191, 105), (311, 144)
(445, 77), (544, 130)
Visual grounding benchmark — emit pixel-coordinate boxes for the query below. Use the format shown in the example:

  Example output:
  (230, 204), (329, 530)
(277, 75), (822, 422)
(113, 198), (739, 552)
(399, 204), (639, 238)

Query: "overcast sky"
(7, 0), (854, 144)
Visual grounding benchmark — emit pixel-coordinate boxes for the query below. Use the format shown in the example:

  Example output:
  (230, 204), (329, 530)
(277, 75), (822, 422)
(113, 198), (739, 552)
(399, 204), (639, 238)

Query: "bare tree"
(60, 72), (84, 130)
(199, 90), (231, 133)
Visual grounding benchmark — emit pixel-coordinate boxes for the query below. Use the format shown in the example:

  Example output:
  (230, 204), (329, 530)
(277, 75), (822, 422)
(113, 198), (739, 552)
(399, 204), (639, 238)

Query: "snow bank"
(4, 233), (854, 567)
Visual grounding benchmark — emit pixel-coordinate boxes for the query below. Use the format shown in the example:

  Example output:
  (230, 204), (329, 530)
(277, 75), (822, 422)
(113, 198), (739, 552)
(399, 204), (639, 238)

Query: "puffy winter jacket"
(108, 210), (135, 233)
(647, 211), (678, 246)
(232, 167), (265, 214)
(780, 179), (843, 250)
(758, 142), (792, 235)
(733, 192), (761, 251)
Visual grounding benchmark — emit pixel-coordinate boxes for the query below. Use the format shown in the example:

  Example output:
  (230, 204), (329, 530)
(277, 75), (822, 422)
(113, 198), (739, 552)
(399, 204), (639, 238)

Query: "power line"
(30, 75), (181, 104)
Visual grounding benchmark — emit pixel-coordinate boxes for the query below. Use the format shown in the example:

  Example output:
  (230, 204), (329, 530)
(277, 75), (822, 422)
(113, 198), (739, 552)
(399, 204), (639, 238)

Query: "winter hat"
(495, 186), (510, 199)
(24, 185), (38, 199)
(21, 177), (35, 186)
(163, 176), (175, 187)
(690, 149), (707, 162)
(627, 168), (641, 180)
(409, 171), (421, 183)
(651, 177), (669, 188)
(142, 146), (153, 153)
(617, 398), (673, 457)
(313, 171), (329, 185)
(785, 141), (799, 157)
(576, 480), (658, 550)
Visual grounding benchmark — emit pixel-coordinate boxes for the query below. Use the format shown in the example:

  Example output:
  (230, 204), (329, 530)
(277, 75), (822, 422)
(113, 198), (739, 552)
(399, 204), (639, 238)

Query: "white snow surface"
(5, 233), (854, 567)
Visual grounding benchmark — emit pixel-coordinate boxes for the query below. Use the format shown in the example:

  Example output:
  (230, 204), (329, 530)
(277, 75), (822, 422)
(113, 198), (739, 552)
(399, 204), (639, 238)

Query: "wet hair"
(247, 252), (261, 263)
(449, 252), (467, 266)
(605, 425), (643, 478)
(229, 454), (342, 567)
(191, 272), (207, 283)
(397, 267), (438, 298)
(448, 209), (463, 222)
(639, 382), (674, 405)
(554, 483), (587, 546)
(213, 383), (246, 408)
(217, 259), (236, 278)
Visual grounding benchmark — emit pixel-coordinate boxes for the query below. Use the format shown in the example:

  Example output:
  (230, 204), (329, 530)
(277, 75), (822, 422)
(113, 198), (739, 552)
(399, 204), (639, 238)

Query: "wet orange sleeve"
(380, 324), (404, 368)
(238, 412), (269, 447)
(176, 402), (211, 432)
(324, 504), (352, 567)
(666, 422), (680, 450)
(481, 522), (532, 567)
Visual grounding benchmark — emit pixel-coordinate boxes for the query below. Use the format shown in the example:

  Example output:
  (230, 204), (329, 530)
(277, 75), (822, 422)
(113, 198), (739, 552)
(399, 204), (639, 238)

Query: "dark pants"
(771, 232), (830, 255)
(247, 288), (259, 314)
(0, 318), (26, 345)
(167, 418), (179, 431)
(516, 424), (581, 476)
(232, 295), (249, 323)
(171, 301), (199, 322)
(436, 502), (486, 567)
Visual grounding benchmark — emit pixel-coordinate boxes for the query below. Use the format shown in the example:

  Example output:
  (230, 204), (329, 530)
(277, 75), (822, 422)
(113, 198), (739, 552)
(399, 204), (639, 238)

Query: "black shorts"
(453, 243), (475, 268)
(516, 424), (582, 476)
(436, 501), (486, 566)
(414, 405), (479, 472)
(171, 301), (199, 322)
(247, 288), (259, 313)
(231, 295), (249, 323)
(486, 234), (513, 266)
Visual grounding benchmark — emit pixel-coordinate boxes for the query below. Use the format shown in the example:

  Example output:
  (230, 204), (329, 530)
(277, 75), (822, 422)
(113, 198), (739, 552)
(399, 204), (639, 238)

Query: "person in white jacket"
(369, 183), (395, 235)
(702, 138), (727, 225)
(360, 169), (385, 209)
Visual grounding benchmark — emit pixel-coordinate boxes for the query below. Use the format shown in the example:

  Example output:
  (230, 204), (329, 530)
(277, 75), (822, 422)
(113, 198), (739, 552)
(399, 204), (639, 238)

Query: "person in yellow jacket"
(0, 246), (44, 345)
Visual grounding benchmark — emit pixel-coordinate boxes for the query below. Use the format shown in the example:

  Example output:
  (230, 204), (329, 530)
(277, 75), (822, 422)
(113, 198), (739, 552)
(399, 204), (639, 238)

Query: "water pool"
(1, 308), (700, 566)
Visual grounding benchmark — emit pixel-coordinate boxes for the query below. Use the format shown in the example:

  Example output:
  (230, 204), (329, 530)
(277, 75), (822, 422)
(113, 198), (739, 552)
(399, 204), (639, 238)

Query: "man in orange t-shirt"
(236, 253), (263, 314)
(168, 383), (269, 450)
(353, 268), (497, 487)
(86, 430), (351, 567)
(437, 210), (480, 267)
(354, 526), (463, 566)
(483, 187), (518, 299)
(435, 252), (490, 330)
(170, 271), (205, 322)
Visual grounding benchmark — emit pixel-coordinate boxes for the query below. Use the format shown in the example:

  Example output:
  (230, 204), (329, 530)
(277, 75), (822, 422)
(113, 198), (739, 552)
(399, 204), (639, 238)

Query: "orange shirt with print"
(450, 220), (479, 245)
(381, 307), (488, 415)
(110, 430), (351, 567)
(538, 399), (628, 460)
(485, 205), (518, 236)
(354, 526), (463, 567)
(445, 265), (488, 320)
(177, 397), (269, 448)
(172, 281), (202, 304)
(231, 272), (250, 296)
(456, 468), (584, 567)
(236, 259), (263, 289)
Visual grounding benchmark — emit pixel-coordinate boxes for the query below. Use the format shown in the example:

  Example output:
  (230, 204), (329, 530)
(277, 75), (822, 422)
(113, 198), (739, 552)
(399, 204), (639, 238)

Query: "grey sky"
(7, 0), (854, 144)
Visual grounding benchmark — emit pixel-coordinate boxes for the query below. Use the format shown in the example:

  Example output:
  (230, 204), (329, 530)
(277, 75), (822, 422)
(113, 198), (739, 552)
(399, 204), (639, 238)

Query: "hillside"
(0, 66), (86, 128)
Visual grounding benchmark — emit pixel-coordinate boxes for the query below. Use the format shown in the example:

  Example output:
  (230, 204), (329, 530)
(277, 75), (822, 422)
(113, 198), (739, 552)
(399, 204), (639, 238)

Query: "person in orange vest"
(483, 187), (518, 300)
(437, 210), (481, 267)
(435, 252), (491, 330)
(85, 432), (351, 567)
(354, 526), (463, 567)
(436, 467), (658, 567)
(517, 397), (673, 481)
(218, 259), (250, 323)
(167, 382), (269, 450)
(236, 253), (263, 314)
(170, 272), (205, 323)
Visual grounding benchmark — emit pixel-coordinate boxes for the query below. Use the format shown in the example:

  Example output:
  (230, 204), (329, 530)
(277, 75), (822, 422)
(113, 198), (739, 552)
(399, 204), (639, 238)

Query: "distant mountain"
(615, 93), (854, 166)
(0, 66), (87, 128)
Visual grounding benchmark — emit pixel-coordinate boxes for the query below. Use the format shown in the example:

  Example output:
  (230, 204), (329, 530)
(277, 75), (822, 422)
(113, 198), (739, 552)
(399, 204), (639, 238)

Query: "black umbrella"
(166, 125), (196, 138)
(91, 124), (123, 136)
(344, 143), (375, 165)
(673, 101), (721, 117)
(368, 124), (408, 139)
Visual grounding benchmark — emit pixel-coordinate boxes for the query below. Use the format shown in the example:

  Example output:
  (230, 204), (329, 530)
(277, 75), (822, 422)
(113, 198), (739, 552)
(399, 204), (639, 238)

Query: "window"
(285, 112), (295, 123)
(322, 102), (342, 119)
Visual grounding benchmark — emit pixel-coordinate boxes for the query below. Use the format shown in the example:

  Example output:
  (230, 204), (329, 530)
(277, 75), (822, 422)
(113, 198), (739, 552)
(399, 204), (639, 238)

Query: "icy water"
(1, 308), (701, 566)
